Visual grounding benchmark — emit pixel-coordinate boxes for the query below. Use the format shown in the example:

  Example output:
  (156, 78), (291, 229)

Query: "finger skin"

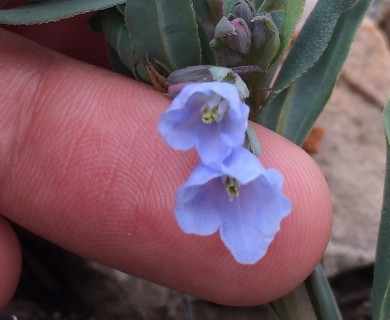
(0, 217), (21, 308)
(0, 28), (332, 306)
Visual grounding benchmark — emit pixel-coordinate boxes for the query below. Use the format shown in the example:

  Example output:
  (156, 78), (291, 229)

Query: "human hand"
(0, 18), (332, 308)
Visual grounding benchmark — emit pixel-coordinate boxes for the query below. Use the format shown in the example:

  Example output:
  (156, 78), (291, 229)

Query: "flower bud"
(230, 0), (256, 25)
(228, 18), (252, 54)
(215, 48), (245, 67)
(167, 65), (214, 84)
(166, 65), (214, 96)
(210, 16), (252, 55)
(166, 66), (249, 100)
(250, 15), (280, 67)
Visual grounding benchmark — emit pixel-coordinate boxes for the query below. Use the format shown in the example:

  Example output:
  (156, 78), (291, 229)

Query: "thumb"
(0, 217), (21, 308)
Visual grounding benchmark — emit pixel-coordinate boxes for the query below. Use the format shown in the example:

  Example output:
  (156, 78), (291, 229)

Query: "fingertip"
(255, 124), (333, 254)
(239, 124), (333, 304)
(0, 217), (21, 309)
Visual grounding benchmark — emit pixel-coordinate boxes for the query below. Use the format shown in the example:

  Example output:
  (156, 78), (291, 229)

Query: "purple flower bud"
(210, 16), (252, 55)
(166, 66), (249, 99)
(227, 18), (252, 54)
(166, 65), (214, 97)
(230, 0), (257, 25)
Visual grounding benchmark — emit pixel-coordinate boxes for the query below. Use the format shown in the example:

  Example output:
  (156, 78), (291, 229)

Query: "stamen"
(225, 177), (240, 201)
(200, 93), (229, 124)
(202, 106), (218, 123)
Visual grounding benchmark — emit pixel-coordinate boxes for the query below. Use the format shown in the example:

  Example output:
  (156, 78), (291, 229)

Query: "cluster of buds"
(209, 0), (280, 68)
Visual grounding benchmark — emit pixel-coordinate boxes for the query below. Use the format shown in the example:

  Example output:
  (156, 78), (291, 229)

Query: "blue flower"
(175, 148), (292, 264)
(159, 82), (249, 165)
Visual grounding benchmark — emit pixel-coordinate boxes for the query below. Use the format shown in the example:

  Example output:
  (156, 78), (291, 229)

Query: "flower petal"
(220, 147), (264, 184)
(158, 92), (206, 150)
(175, 169), (223, 235)
(219, 169), (291, 264)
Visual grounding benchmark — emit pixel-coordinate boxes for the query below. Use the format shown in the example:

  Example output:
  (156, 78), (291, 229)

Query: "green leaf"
(253, 0), (266, 10)
(192, 0), (223, 64)
(258, 0), (304, 64)
(372, 99), (390, 320)
(125, 0), (202, 71)
(106, 43), (134, 78)
(305, 265), (343, 320)
(115, 3), (126, 15)
(0, 0), (125, 25)
(101, 8), (150, 82)
(268, 265), (342, 320)
(258, 0), (284, 11)
(258, 0), (372, 145)
(223, 0), (236, 15)
(271, 0), (357, 94)
(193, 0), (223, 28)
(268, 282), (318, 320)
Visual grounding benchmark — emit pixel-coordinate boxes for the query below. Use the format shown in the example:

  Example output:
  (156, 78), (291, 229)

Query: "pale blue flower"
(175, 148), (292, 264)
(158, 82), (249, 165)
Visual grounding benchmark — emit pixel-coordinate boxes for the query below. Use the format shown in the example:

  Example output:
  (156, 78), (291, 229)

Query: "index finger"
(0, 28), (332, 306)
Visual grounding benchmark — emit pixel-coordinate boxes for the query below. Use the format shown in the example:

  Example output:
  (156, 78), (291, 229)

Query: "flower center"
(225, 177), (240, 201)
(202, 106), (218, 124)
(200, 93), (228, 124)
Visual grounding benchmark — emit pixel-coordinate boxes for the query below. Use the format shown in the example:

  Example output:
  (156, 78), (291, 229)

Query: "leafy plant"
(0, 0), (385, 319)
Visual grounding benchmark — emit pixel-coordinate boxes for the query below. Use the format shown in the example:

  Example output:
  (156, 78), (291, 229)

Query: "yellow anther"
(225, 177), (240, 201)
(202, 106), (219, 124)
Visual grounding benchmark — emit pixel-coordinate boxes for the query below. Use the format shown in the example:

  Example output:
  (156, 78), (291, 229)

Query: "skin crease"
(0, 20), (332, 308)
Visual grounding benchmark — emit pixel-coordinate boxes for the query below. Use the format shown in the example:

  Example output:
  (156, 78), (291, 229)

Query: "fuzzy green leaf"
(253, 0), (266, 10)
(0, 0), (125, 25)
(304, 265), (343, 320)
(269, 265), (342, 320)
(268, 282), (318, 320)
(193, 0), (223, 28)
(372, 99), (390, 320)
(270, 0), (357, 94)
(259, 0), (304, 63)
(192, 0), (223, 64)
(125, 0), (201, 71)
(223, 0), (237, 15)
(101, 8), (150, 82)
(258, 0), (371, 146)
